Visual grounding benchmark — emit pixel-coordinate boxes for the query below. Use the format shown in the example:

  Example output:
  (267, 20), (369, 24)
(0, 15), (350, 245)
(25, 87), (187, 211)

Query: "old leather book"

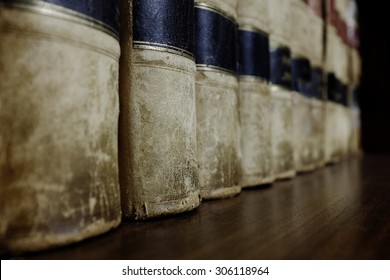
(350, 76), (361, 156)
(290, 0), (316, 173)
(308, 0), (326, 168)
(194, 0), (241, 199)
(326, 0), (351, 163)
(268, 0), (296, 180)
(349, 21), (361, 156)
(0, 0), (121, 252)
(237, 0), (274, 187)
(119, 0), (200, 220)
(324, 0), (340, 164)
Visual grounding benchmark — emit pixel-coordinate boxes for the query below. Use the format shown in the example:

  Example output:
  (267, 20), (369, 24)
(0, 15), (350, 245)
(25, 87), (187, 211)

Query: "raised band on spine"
(194, 3), (237, 74)
(291, 57), (312, 96)
(311, 67), (324, 100)
(0, 0), (119, 40)
(327, 73), (347, 106)
(133, 0), (194, 59)
(238, 27), (270, 81)
(270, 45), (292, 90)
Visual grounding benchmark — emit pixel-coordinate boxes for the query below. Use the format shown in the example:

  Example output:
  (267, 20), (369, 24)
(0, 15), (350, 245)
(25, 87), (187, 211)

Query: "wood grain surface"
(3, 155), (390, 259)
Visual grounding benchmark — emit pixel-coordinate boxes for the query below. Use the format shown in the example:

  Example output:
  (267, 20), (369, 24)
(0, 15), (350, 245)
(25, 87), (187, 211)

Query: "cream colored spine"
(195, 0), (241, 199)
(307, 0), (326, 168)
(350, 47), (361, 156)
(0, 2), (121, 252)
(329, 0), (350, 163)
(237, 0), (274, 187)
(268, 0), (295, 179)
(119, 0), (200, 219)
(346, 0), (361, 157)
(290, 0), (316, 173)
(324, 0), (338, 164)
(338, 0), (352, 160)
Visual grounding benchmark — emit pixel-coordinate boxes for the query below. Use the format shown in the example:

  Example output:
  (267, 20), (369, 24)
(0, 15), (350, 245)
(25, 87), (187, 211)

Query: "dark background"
(356, 1), (389, 154)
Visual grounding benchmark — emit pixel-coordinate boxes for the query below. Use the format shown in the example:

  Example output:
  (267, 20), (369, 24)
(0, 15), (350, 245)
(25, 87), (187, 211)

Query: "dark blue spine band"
(291, 57), (312, 97)
(311, 67), (324, 100)
(327, 73), (348, 106)
(238, 29), (270, 81)
(0, 0), (120, 39)
(352, 86), (360, 108)
(194, 4), (238, 74)
(270, 46), (292, 90)
(43, 0), (119, 35)
(340, 83), (348, 106)
(133, 0), (194, 58)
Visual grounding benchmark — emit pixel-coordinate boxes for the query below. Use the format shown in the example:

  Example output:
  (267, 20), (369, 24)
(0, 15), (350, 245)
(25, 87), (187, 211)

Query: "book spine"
(268, 0), (295, 179)
(120, 0), (200, 220)
(339, 0), (352, 160)
(0, 0), (121, 252)
(324, 0), (340, 164)
(327, 0), (350, 163)
(195, 0), (241, 199)
(291, 0), (316, 173)
(307, 0), (326, 168)
(347, 0), (361, 156)
(237, 0), (274, 187)
(350, 37), (361, 156)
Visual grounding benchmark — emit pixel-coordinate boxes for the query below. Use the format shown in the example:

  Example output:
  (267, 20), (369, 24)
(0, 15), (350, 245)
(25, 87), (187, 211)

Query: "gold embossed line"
(239, 25), (268, 37)
(196, 64), (237, 77)
(133, 41), (194, 60)
(0, 0), (119, 41)
(194, 2), (237, 23)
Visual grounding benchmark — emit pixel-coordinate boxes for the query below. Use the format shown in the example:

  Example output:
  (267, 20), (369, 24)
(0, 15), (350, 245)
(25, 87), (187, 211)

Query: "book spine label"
(194, 1), (241, 199)
(311, 66), (324, 99)
(239, 29), (270, 81)
(291, 57), (312, 96)
(0, 0), (121, 252)
(327, 73), (347, 106)
(194, 3), (237, 74)
(133, 0), (194, 58)
(270, 46), (292, 90)
(0, 0), (119, 39)
(121, 0), (200, 219)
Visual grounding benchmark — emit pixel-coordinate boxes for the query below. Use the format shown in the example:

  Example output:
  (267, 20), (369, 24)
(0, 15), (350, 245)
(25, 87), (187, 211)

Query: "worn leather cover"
(269, 43), (295, 179)
(195, 0), (241, 199)
(349, 48), (361, 156)
(119, 0), (200, 220)
(0, 0), (121, 252)
(290, 0), (317, 173)
(237, 0), (273, 187)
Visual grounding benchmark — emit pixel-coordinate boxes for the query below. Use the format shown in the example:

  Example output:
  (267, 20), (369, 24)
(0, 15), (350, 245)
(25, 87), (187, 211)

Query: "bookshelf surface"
(5, 155), (390, 260)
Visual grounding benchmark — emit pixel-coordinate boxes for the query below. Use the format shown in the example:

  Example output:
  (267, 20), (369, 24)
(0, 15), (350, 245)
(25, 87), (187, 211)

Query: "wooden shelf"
(4, 155), (390, 259)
